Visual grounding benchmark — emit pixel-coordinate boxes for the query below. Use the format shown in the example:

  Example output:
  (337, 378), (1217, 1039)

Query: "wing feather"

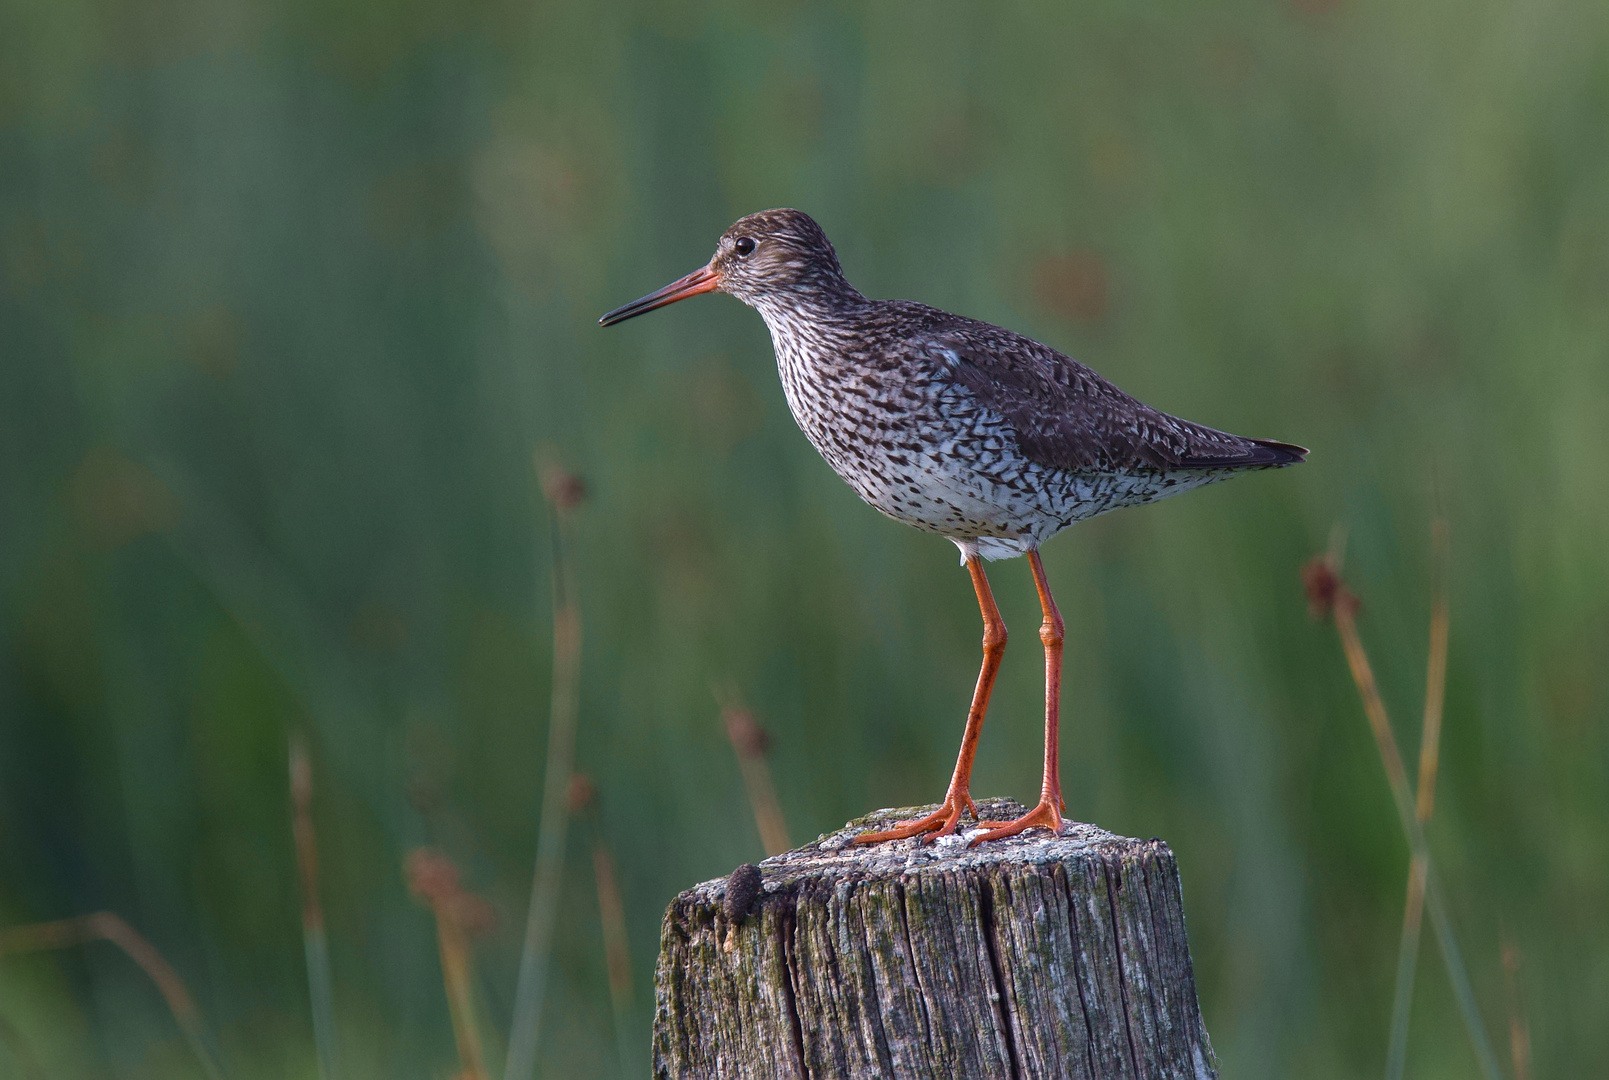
(916, 320), (1305, 473)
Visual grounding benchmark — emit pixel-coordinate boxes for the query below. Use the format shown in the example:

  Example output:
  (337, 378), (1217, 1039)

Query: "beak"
(598, 264), (721, 326)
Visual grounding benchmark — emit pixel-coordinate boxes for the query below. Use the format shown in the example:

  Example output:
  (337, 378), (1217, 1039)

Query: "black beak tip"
(598, 299), (652, 328)
(597, 266), (718, 329)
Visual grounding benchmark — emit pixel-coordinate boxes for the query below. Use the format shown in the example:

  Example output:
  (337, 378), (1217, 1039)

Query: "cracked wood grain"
(653, 799), (1217, 1080)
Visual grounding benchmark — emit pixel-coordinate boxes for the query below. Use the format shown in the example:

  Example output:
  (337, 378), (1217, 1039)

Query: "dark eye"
(734, 236), (756, 257)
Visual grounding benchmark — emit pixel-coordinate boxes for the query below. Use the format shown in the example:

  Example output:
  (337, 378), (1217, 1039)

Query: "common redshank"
(600, 209), (1305, 845)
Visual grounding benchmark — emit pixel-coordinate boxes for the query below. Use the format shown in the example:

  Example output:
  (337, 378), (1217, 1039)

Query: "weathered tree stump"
(653, 799), (1215, 1080)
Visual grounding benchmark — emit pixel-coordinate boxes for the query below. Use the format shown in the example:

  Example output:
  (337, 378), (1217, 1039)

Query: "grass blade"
(1501, 939), (1532, 1080)
(1385, 854), (1428, 1080)
(0, 913), (226, 1079)
(505, 465), (586, 1080)
(593, 843), (635, 1079)
(408, 850), (497, 1080)
(1423, 869), (1503, 1080)
(568, 775), (636, 1079)
(1386, 519), (1450, 1080)
(290, 735), (339, 1080)
(1415, 519), (1450, 824)
(717, 689), (790, 857)
(1304, 550), (1502, 1080)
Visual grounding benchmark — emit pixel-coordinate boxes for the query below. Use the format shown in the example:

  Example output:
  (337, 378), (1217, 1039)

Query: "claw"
(969, 798), (1065, 846)
(852, 792), (977, 845)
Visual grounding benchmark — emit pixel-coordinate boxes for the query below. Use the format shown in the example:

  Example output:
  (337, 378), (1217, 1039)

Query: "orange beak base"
(598, 265), (721, 326)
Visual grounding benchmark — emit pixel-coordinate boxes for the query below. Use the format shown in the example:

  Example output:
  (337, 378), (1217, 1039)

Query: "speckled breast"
(768, 330), (1066, 546)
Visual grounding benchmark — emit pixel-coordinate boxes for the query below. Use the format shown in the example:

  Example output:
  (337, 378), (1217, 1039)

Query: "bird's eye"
(734, 236), (756, 257)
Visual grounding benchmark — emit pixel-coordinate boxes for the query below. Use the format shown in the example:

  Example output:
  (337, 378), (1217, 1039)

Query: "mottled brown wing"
(919, 322), (1306, 472)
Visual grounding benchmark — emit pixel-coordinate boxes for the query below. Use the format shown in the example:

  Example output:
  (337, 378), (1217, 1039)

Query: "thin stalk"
(567, 776), (635, 1080)
(1501, 939), (1532, 1080)
(1416, 520), (1451, 824)
(436, 913), (488, 1080)
(1385, 853), (1428, 1079)
(717, 689), (790, 857)
(1423, 870), (1500, 1080)
(0, 912), (225, 1080)
(505, 467), (585, 1080)
(592, 841), (635, 1078)
(290, 735), (339, 1080)
(1385, 520), (1450, 1080)
(407, 850), (496, 1080)
(1331, 604), (1414, 824)
(1309, 557), (1503, 1080)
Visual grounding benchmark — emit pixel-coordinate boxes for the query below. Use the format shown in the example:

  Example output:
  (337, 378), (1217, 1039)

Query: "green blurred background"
(2, 0), (1606, 1075)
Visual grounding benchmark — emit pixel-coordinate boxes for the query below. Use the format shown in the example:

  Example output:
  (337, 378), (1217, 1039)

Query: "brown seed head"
(539, 464), (587, 511)
(405, 848), (498, 936)
(289, 738), (313, 809)
(566, 773), (597, 814)
(1302, 557), (1359, 620)
(406, 848), (461, 907)
(722, 706), (772, 759)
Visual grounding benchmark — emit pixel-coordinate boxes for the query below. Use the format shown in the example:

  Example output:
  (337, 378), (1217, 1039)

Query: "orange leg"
(972, 548), (1067, 845)
(854, 554), (1006, 844)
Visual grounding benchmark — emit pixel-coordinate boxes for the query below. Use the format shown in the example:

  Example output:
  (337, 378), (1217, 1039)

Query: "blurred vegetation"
(2, 0), (1606, 1076)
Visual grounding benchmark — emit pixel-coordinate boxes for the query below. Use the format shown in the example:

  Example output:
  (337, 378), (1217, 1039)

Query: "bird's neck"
(749, 283), (869, 343)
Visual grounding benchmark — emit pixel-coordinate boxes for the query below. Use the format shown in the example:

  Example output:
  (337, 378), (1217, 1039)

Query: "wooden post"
(653, 799), (1216, 1080)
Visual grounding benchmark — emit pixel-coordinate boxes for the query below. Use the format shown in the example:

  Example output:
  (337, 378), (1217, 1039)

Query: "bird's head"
(599, 208), (853, 327)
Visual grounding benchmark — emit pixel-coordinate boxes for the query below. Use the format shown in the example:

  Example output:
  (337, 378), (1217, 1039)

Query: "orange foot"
(852, 791), (978, 845)
(969, 797), (1065, 846)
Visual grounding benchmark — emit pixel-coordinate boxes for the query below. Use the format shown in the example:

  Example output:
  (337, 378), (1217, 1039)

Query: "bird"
(600, 209), (1305, 845)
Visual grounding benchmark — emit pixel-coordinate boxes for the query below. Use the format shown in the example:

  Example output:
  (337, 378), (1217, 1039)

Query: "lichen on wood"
(653, 799), (1216, 1080)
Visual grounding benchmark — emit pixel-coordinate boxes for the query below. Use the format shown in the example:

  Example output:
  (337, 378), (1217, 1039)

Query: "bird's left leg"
(972, 548), (1068, 844)
(853, 553), (1005, 844)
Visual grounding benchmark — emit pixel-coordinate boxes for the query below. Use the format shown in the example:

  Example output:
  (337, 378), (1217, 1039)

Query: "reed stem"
(505, 464), (586, 1080)
(1385, 852), (1428, 1080)
(436, 913), (488, 1080)
(593, 842), (635, 1078)
(1385, 520), (1449, 1080)
(407, 849), (496, 1080)
(290, 734), (340, 1080)
(717, 690), (790, 857)
(567, 774), (636, 1079)
(0, 912), (226, 1079)
(1501, 939), (1532, 1080)
(1306, 552), (1502, 1080)
(1415, 520), (1451, 825)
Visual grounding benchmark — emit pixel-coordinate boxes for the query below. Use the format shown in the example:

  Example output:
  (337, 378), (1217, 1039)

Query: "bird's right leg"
(854, 553), (1006, 844)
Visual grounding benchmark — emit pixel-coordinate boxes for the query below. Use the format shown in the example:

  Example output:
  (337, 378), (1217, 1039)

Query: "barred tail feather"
(1173, 438), (1308, 470)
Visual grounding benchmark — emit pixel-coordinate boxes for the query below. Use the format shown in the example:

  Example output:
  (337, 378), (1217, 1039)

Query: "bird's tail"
(1245, 439), (1308, 466)
(1171, 437), (1308, 470)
